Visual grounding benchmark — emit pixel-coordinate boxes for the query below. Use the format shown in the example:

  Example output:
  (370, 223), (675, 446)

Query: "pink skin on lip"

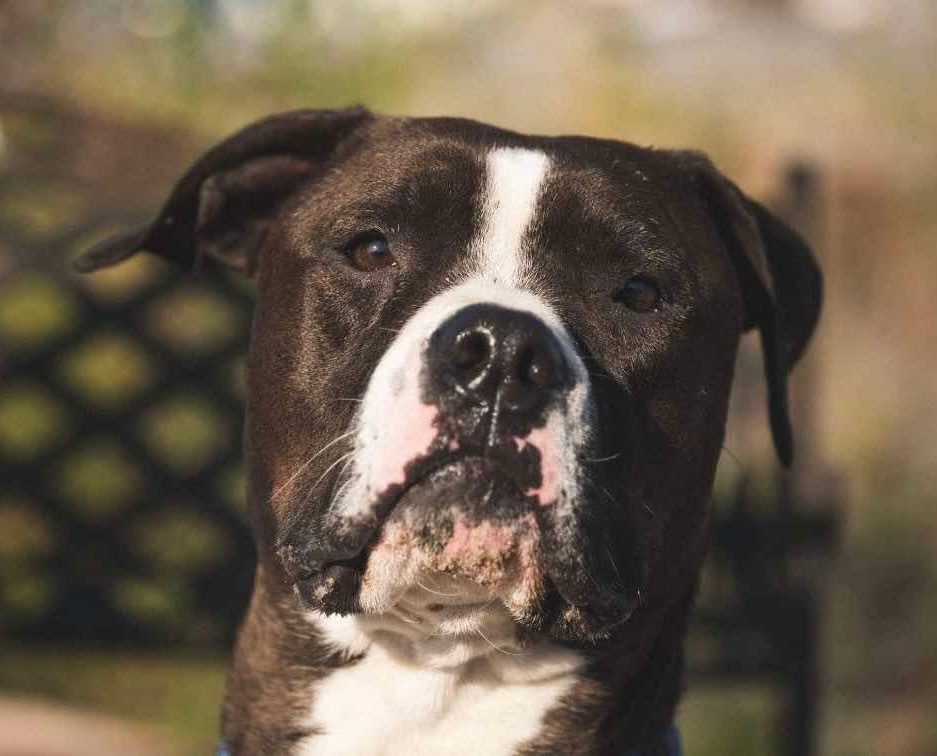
(441, 515), (516, 563)
(368, 399), (439, 494)
(437, 513), (543, 591)
(515, 428), (560, 505)
(439, 514), (529, 581)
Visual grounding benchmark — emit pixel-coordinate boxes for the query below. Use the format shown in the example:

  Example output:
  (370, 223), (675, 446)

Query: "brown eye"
(346, 232), (396, 272)
(615, 276), (662, 313)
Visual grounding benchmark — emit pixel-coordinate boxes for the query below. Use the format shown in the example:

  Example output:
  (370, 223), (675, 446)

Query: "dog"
(76, 107), (821, 755)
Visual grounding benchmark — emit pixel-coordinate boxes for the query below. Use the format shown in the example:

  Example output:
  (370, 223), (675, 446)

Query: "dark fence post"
(690, 159), (842, 756)
(775, 161), (842, 756)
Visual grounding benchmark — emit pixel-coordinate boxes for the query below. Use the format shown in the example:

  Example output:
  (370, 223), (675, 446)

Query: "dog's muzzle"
(278, 294), (641, 640)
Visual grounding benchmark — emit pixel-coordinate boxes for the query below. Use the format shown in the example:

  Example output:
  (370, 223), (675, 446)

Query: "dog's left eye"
(614, 276), (662, 313)
(345, 232), (396, 272)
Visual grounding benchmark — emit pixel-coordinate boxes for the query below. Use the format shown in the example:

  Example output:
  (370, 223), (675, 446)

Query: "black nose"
(426, 304), (571, 416)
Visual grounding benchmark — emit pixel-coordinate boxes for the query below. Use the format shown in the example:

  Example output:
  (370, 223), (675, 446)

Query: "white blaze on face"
(471, 147), (550, 287)
(332, 146), (592, 544)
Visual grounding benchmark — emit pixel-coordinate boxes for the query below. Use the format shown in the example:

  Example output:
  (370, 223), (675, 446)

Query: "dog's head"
(78, 108), (821, 644)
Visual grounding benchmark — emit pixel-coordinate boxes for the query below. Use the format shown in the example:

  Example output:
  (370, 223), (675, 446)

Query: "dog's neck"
(223, 566), (693, 756)
(299, 608), (587, 756)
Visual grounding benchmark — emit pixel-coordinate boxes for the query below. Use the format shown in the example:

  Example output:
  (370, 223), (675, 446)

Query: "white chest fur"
(297, 614), (584, 756)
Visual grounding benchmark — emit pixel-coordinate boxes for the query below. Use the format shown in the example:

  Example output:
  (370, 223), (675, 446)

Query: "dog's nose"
(427, 304), (570, 415)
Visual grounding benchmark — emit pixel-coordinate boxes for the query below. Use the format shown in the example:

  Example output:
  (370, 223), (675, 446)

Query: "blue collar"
(653, 725), (683, 756)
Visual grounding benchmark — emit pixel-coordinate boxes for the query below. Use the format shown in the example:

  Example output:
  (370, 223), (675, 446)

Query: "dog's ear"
(74, 106), (373, 276)
(681, 152), (823, 466)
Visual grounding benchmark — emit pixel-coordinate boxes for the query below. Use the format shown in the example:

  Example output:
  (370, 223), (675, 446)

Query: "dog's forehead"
(306, 116), (699, 265)
(351, 116), (688, 202)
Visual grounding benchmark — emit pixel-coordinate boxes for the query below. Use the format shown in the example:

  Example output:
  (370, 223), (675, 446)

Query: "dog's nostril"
(516, 333), (566, 392)
(453, 329), (492, 376)
(517, 346), (553, 388)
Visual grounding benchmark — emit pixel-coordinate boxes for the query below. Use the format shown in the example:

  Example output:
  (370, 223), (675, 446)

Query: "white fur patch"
(471, 147), (550, 287)
(301, 610), (584, 756)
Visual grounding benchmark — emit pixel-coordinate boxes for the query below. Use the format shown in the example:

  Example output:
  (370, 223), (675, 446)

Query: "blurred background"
(0, 1), (935, 754)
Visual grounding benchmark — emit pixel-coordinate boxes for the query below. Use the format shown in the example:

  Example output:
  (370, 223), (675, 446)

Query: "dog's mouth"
(363, 455), (545, 598)
(295, 453), (538, 606)
(283, 447), (642, 641)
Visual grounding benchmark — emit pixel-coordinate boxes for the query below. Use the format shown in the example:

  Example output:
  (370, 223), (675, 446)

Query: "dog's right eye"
(614, 275), (663, 313)
(344, 231), (396, 272)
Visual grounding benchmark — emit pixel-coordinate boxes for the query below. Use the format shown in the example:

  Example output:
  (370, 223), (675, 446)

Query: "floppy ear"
(74, 106), (373, 276)
(681, 153), (823, 466)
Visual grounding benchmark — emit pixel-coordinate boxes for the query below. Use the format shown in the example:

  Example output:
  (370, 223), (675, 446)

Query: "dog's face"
(254, 127), (751, 642)
(77, 108), (821, 645)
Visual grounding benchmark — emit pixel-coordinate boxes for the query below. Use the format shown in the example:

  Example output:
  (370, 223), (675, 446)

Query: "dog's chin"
(354, 581), (540, 669)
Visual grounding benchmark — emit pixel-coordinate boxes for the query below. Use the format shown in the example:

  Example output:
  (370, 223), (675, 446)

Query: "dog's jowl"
(77, 108), (822, 756)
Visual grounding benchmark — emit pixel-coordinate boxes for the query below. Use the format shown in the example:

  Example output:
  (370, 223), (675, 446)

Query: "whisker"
(335, 454), (357, 483)
(269, 430), (356, 501)
(309, 450), (356, 494)
(389, 610), (423, 627)
(604, 545), (624, 588)
(475, 626), (528, 657)
(330, 475), (356, 505)
(583, 561), (605, 595)
(415, 579), (462, 598)
(586, 452), (621, 463)
(599, 485), (620, 508)
(642, 502), (659, 524)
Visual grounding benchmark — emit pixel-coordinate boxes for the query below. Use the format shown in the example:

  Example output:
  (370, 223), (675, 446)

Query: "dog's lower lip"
(317, 455), (506, 569)
(297, 453), (540, 612)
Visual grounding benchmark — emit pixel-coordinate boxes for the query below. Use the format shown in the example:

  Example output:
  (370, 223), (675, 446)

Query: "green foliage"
(0, 647), (227, 755)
